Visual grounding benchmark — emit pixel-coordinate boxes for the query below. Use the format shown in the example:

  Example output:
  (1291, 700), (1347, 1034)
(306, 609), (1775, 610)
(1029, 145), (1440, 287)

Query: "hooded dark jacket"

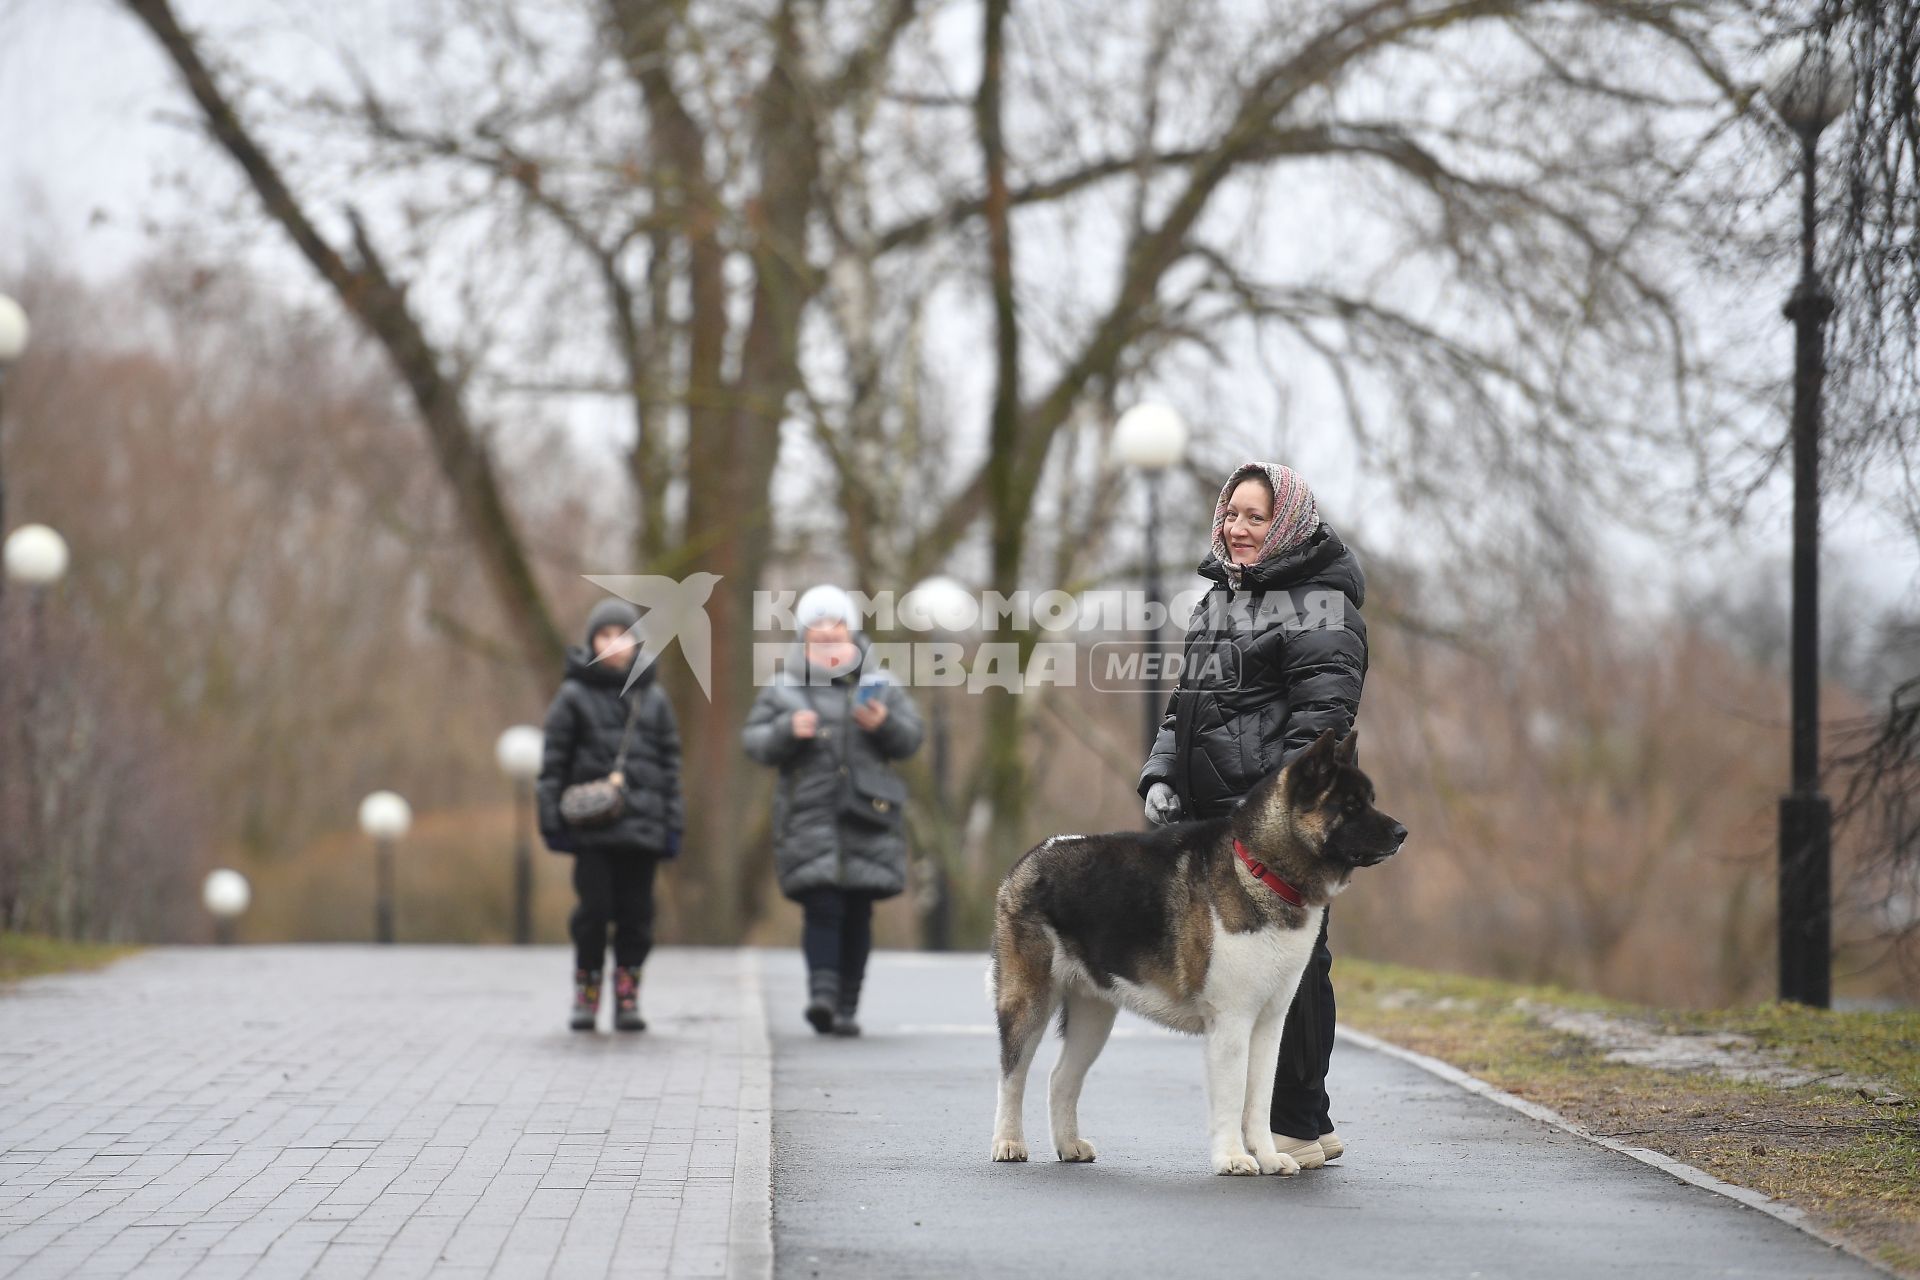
(741, 634), (925, 898)
(1137, 522), (1367, 816)
(537, 645), (685, 858)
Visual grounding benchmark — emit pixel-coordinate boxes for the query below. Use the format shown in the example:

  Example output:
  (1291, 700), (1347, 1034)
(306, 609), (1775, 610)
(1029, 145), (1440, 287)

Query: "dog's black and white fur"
(989, 729), (1404, 1175)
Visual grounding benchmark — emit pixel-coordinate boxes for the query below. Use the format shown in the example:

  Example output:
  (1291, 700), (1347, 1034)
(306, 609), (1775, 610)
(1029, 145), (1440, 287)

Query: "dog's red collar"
(1233, 839), (1306, 907)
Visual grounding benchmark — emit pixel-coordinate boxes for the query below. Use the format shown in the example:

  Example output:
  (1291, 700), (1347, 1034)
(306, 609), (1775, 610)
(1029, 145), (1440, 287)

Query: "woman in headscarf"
(1138, 462), (1368, 1169)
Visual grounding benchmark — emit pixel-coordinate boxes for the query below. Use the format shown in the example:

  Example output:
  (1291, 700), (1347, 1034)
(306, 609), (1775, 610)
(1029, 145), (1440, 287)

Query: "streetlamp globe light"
(1114, 402), (1190, 757)
(202, 868), (252, 945)
(3, 522), (65, 860)
(358, 790), (413, 841)
(359, 790), (411, 944)
(900, 574), (976, 635)
(905, 574), (975, 953)
(4, 524), (68, 587)
(0, 295), (28, 365)
(1113, 402), (1190, 472)
(203, 868), (252, 917)
(1759, 26), (1853, 1010)
(1763, 34), (1855, 136)
(495, 726), (544, 782)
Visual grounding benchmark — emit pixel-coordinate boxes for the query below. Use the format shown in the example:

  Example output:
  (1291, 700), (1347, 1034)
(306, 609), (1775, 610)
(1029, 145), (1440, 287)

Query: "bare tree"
(1834, 676), (1920, 952)
(1802, 0), (1920, 510)
(0, 594), (203, 943)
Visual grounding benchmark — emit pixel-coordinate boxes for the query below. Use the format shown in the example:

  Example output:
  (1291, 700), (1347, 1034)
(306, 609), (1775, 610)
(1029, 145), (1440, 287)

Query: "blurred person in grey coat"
(743, 585), (924, 1036)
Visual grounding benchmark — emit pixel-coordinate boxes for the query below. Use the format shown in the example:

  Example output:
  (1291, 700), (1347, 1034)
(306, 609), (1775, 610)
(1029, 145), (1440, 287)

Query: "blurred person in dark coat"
(538, 598), (685, 1032)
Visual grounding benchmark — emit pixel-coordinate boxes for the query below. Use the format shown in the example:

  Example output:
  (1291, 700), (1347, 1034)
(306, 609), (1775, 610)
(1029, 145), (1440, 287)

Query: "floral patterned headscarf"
(1208, 461), (1319, 586)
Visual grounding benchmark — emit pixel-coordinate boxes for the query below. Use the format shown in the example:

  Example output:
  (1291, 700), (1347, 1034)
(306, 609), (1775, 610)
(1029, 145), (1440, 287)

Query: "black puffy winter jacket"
(537, 647), (685, 857)
(1137, 522), (1368, 817)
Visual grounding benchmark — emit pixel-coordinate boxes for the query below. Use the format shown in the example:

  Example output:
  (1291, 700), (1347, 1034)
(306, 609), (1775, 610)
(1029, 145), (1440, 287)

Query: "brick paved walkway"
(0, 947), (771, 1280)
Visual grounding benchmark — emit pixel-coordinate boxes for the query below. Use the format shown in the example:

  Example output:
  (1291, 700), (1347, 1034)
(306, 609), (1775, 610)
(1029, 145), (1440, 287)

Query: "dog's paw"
(991, 1138), (1029, 1162)
(1265, 1132), (1326, 1170)
(1257, 1150), (1300, 1176)
(1211, 1150), (1261, 1176)
(1055, 1139), (1097, 1163)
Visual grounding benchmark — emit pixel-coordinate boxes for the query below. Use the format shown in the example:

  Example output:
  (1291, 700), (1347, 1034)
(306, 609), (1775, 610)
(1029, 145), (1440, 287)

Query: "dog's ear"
(1288, 728), (1339, 798)
(1334, 729), (1359, 768)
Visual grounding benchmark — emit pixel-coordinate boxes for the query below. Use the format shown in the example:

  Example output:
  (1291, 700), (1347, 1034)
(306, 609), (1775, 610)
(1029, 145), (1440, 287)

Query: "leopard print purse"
(558, 698), (640, 829)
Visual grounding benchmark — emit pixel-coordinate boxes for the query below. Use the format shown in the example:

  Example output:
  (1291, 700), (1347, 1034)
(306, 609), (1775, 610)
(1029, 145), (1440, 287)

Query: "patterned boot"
(831, 975), (862, 1038)
(570, 969), (603, 1032)
(613, 965), (647, 1033)
(805, 969), (840, 1035)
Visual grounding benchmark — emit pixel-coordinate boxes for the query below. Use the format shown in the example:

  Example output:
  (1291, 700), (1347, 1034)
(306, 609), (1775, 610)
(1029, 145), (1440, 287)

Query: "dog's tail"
(988, 880), (1058, 1077)
(985, 872), (1018, 1007)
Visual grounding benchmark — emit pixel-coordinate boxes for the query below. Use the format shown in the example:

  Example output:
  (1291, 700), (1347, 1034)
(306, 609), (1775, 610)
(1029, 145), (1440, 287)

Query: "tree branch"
(121, 0), (565, 679)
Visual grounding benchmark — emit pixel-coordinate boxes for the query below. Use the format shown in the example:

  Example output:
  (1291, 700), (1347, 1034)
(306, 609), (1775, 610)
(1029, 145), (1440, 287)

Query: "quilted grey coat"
(742, 639), (924, 899)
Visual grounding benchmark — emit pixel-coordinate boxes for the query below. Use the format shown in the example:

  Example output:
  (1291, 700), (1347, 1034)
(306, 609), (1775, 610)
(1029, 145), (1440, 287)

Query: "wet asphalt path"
(764, 950), (1877, 1280)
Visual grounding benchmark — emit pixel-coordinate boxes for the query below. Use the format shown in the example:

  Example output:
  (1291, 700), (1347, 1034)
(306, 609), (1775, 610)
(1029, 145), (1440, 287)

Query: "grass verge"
(1340, 958), (1920, 1275)
(0, 932), (137, 984)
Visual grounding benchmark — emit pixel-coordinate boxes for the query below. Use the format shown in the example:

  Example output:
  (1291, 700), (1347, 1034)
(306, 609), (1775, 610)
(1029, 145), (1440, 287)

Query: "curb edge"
(1336, 1024), (1897, 1279)
(728, 948), (775, 1280)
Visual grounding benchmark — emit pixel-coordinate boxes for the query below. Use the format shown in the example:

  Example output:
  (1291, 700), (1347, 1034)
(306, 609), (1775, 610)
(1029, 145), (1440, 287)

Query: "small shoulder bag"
(838, 684), (908, 831)
(840, 760), (909, 831)
(558, 697), (640, 829)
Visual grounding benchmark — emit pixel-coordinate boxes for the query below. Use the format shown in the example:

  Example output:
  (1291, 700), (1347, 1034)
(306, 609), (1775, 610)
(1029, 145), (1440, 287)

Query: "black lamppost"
(496, 725), (544, 945)
(1762, 32), (1854, 1009)
(4, 522), (66, 931)
(1114, 403), (1189, 757)
(358, 790), (412, 944)
(905, 574), (973, 951)
(202, 869), (251, 946)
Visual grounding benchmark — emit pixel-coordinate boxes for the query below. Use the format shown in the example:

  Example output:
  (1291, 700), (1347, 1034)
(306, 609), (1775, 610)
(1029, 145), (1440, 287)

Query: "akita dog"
(988, 728), (1404, 1175)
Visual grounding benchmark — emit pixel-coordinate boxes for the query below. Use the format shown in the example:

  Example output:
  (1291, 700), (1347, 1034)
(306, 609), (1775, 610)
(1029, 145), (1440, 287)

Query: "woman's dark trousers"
(797, 887), (876, 989)
(1269, 908), (1335, 1140)
(570, 850), (658, 970)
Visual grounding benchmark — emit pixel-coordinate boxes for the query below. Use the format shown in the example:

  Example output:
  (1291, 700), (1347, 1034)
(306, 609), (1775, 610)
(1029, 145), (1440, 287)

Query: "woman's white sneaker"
(1318, 1130), (1345, 1161)
(1270, 1133), (1326, 1169)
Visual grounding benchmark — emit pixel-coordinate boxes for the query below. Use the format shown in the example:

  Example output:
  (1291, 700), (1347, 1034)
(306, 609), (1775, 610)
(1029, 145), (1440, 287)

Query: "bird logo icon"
(581, 572), (724, 699)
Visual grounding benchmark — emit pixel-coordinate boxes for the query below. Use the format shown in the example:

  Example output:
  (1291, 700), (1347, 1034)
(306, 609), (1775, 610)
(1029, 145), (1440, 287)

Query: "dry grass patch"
(1340, 958), (1920, 1276)
(0, 933), (137, 983)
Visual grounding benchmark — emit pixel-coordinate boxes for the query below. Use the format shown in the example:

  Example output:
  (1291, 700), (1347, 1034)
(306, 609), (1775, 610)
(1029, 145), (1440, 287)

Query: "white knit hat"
(794, 584), (860, 636)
